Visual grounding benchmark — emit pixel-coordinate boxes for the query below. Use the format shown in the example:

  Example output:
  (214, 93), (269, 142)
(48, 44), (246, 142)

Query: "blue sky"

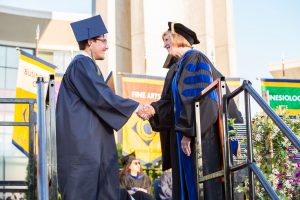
(0, 0), (91, 13)
(1, 0), (299, 82)
(234, 0), (300, 81)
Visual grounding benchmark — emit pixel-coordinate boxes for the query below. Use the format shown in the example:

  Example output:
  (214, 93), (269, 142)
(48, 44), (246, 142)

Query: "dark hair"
(78, 36), (102, 50)
(78, 39), (88, 50)
(119, 160), (144, 177)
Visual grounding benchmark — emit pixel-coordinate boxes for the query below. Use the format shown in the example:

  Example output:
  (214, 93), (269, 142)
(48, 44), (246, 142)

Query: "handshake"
(136, 104), (155, 120)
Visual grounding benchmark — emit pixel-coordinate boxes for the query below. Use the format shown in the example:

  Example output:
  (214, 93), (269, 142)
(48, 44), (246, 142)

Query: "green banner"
(261, 78), (300, 115)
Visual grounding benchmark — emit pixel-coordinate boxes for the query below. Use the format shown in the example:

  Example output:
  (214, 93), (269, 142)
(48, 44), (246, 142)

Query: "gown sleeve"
(120, 175), (131, 190)
(149, 64), (177, 131)
(67, 57), (139, 131)
(175, 52), (219, 137)
(143, 175), (152, 194)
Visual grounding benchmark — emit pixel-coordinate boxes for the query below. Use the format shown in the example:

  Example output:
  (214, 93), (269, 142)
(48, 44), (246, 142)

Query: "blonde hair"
(162, 30), (192, 48)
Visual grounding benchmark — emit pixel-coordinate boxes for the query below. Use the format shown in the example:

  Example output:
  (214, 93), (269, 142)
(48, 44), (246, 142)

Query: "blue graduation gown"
(56, 54), (139, 200)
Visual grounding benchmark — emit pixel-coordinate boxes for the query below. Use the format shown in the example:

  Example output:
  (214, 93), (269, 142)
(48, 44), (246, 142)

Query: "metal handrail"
(243, 80), (300, 150)
(194, 78), (300, 200)
(228, 80), (300, 151)
(36, 77), (49, 200)
(0, 98), (36, 200)
(47, 74), (58, 200)
(0, 181), (28, 186)
(249, 163), (279, 199)
(0, 98), (35, 104)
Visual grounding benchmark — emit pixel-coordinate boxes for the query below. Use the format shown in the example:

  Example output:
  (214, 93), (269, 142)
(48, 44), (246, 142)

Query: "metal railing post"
(219, 79), (232, 200)
(244, 84), (300, 151)
(194, 101), (204, 199)
(0, 98), (36, 199)
(37, 77), (49, 200)
(28, 101), (36, 200)
(48, 75), (58, 200)
(244, 90), (255, 200)
(192, 79), (299, 200)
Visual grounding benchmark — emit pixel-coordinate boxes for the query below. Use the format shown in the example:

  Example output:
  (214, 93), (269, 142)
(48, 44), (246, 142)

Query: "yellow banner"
(121, 74), (164, 166)
(13, 50), (56, 156)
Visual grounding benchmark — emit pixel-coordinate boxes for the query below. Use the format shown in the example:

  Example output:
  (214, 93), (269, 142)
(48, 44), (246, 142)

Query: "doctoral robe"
(150, 50), (243, 200)
(56, 54), (139, 200)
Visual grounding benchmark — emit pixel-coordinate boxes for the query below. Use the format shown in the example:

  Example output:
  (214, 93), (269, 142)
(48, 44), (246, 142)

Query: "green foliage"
(228, 118), (238, 136)
(144, 161), (162, 183)
(235, 111), (300, 199)
(25, 155), (37, 199)
(117, 143), (123, 168)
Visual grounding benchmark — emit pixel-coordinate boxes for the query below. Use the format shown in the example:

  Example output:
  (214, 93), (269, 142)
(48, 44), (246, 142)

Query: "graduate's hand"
(181, 136), (191, 156)
(136, 104), (155, 120)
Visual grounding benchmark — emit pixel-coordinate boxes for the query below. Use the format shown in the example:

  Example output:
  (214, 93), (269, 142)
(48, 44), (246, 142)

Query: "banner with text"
(13, 50), (56, 156)
(121, 74), (164, 166)
(261, 78), (300, 115)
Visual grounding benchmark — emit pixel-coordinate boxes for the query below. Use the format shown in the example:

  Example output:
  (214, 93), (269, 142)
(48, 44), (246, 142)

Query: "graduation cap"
(168, 22), (200, 45)
(71, 15), (108, 42)
(121, 152), (136, 166)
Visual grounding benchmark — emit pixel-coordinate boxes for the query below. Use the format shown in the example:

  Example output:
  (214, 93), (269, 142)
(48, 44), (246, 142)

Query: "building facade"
(268, 59), (300, 79)
(0, 1), (237, 197)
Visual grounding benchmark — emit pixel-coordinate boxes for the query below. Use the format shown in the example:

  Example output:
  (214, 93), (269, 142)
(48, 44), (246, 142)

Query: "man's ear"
(87, 39), (92, 47)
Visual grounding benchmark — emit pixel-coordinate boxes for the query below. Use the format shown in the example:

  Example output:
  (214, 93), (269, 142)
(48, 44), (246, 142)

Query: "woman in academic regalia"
(142, 22), (243, 200)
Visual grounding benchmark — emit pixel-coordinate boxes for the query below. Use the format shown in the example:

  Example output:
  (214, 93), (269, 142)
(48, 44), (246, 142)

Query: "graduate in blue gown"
(148, 22), (243, 200)
(56, 15), (139, 200)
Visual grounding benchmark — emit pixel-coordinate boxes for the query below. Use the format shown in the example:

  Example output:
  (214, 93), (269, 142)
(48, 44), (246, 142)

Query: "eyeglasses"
(95, 38), (108, 45)
(132, 161), (140, 165)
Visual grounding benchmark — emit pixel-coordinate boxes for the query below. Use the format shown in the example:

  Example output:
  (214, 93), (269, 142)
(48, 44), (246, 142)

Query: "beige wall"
(95, 0), (237, 78)
(0, 1), (239, 80)
(1, 1), (237, 77)
(213, 0), (237, 76)
(0, 10), (79, 51)
(269, 60), (300, 79)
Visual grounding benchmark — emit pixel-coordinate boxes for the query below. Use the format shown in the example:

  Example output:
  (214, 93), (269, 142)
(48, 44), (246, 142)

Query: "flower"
(293, 154), (297, 159)
(284, 180), (292, 189)
(248, 112), (300, 198)
(272, 168), (280, 175)
(255, 133), (262, 142)
(277, 185), (283, 190)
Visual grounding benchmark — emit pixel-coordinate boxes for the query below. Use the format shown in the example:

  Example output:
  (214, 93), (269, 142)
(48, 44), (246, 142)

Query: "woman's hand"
(137, 188), (148, 193)
(181, 136), (191, 156)
(136, 104), (155, 120)
(130, 187), (148, 194)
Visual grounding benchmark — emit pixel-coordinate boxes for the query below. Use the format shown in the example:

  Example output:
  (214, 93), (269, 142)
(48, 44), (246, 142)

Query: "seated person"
(120, 152), (154, 200)
(158, 171), (172, 200)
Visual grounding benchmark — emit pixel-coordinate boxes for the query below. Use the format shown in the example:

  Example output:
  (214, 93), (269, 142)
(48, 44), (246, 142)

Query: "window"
(0, 45), (34, 89)
(0, 67), (5, 88)
(6, 68), (18, 89)
(0, 46), (5, 66)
